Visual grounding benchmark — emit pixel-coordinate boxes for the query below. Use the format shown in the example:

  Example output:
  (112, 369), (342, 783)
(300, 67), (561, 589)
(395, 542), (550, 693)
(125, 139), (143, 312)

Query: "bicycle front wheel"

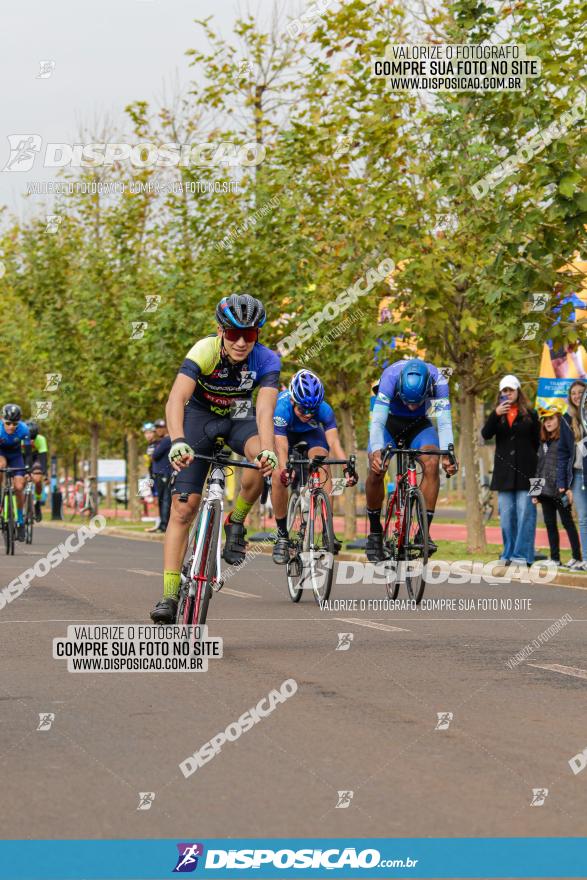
(286, 491), (304, 602)
(186, 500), (221, 628)
(308, 489), (335, 604)
(403, 487), (429, 605)
(383, 491), (400, 600)
(4, 490), (15, 555)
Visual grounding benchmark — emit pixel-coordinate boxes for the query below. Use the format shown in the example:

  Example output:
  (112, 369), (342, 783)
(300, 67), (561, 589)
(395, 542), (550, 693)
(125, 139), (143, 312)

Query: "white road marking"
(527, 663), (587, 680)
(222, 587), (261, 600)
(335, 617), (409, 632)
(126, 569), (159, 576)
(68, 559), (96, 565)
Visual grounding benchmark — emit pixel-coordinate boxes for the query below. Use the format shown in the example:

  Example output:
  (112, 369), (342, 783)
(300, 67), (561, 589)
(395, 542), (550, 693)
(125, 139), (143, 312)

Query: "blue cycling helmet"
(397, 359), (432, 406)
(289, 370), (325, 412)
(216, 294), (266, 329)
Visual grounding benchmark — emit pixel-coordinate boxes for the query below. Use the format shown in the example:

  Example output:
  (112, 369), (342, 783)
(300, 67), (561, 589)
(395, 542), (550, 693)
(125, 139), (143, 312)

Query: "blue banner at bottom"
(0, 838), (586, 879)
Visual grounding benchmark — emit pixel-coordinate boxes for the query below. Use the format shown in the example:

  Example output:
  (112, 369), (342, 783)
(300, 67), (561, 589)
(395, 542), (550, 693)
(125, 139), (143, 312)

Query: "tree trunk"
(339, 405), (357, 540)
(127, 430), (142, 521)
(460, 389), (487, 553)
(90, 423), (99, 478)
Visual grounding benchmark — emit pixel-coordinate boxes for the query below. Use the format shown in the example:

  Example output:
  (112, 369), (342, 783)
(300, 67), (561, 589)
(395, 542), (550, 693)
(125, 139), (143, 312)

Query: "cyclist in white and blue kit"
(366, 358), (457, 562)
(271, 370), (357, 564)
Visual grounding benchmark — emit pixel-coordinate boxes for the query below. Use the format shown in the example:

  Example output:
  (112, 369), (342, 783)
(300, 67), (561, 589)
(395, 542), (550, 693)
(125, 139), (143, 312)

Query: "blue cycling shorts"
(368, 413), (439, 453)
(0, 448), (26, 476)
(287, 427), (329, 452)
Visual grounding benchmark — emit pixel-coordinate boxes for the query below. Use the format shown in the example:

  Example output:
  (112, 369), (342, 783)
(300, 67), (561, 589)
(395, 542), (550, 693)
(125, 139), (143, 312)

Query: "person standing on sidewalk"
(481, 375), (540, 565)
(533, 409), (582, 569)
(557, 380), (587, 568)
(151, 418), (172, 534)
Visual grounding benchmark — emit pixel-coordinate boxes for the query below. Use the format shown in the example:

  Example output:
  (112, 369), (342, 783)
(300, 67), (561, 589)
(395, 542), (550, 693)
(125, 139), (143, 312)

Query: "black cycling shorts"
(172, 403), (259, 496)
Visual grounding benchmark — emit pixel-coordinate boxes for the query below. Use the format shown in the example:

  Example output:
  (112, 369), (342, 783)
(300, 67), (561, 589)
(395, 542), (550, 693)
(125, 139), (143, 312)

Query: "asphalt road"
(1, 523), (587, 844)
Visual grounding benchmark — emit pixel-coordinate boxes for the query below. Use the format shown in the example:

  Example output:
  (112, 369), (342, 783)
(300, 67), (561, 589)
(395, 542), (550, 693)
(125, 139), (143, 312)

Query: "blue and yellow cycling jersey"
(370, 359), (454, 450)
(273, 390), (337, 436)
(0, 421), (31, 451)
(178, 335), (281, 416)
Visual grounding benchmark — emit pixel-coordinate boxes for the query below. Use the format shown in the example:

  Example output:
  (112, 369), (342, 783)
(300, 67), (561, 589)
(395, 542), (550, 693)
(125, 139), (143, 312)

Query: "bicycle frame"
(383, 444), (456, 549)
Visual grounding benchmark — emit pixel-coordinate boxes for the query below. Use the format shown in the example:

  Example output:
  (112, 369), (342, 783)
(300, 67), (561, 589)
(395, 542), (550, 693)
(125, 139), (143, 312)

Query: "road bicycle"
(480, 473), (494, 523)
(175, 428), (261, 628)
(0, 467), (31, 555)
(64, 476), (98, 520)
(284, 440), (356, 605)
(23, 477), (35, 544)
(381, 443), (457, 604)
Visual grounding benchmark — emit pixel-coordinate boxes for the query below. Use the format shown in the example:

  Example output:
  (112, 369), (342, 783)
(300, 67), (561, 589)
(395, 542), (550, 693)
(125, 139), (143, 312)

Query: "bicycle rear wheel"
(285, 491), (304, 602)
(403, 487), (429, 605)
(24, 489), (34, 544)
(308, 489), (335, 604)
(383, 492), (400, 600)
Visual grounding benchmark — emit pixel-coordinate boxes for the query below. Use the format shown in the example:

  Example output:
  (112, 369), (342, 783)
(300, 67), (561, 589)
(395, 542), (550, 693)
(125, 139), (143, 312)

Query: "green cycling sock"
(229, 494), (253, 524)
(163, 570), (181, 600)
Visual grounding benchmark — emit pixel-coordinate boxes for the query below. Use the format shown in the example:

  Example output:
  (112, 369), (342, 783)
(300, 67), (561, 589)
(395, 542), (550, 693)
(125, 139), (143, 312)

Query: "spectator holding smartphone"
(481, 375), (540, 565)
(557, 380), (587, 568)
(533, 409), (582, 569)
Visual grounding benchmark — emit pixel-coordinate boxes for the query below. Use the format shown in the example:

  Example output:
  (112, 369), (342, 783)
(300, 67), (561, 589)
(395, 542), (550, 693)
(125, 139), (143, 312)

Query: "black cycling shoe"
(34, 501), (43, 522)
(333, 537), (342, 555)
(17, 524), (25, 542)
(272, 535), (290, 565)
(366, 531), (385, 562)
(414, 531), (437, 555)
(222, 518), (247, 565)
(150, 597), (178, 624)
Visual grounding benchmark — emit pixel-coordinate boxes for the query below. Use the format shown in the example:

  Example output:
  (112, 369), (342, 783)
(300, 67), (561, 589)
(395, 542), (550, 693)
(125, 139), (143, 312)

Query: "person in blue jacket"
(151, 418), (172, 533)
(0, 403), (33, 541)
(557, 379), (587, 569)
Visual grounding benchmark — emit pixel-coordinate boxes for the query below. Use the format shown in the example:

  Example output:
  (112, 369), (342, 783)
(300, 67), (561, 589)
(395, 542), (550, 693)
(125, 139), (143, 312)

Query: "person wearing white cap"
(481, 375), (540, 565)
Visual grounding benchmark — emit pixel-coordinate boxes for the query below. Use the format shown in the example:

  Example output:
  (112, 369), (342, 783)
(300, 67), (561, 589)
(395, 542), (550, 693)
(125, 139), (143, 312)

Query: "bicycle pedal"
(212, 577), (225, 593)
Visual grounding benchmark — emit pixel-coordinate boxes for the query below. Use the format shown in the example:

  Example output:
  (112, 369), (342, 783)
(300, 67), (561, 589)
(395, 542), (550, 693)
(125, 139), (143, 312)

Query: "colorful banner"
(536, 291), (587, 413)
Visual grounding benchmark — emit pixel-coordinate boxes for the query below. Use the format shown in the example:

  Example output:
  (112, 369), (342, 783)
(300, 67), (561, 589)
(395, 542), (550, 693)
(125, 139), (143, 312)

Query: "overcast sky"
(0, 0), (290, 221)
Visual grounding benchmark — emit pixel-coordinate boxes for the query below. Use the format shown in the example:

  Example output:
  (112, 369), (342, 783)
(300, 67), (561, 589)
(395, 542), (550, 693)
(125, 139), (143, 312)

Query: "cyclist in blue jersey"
(150, 294), (280, 624)
(0, 404), (33, 541)
(271, 369), (357, 564)
(365, 359), (458, 562)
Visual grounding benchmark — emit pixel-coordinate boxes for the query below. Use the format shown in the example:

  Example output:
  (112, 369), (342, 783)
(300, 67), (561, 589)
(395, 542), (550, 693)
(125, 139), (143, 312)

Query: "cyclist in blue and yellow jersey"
(271, 370), (357, 564)
(0, 404), (33, 541)
(365, 358), (458, 562)
(150, 294), (280, 624)
(25, 420), (48, 522)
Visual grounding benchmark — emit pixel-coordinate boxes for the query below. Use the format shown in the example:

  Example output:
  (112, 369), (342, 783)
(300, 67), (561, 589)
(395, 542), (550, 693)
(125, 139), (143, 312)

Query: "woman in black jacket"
(481, 375), (540, 564)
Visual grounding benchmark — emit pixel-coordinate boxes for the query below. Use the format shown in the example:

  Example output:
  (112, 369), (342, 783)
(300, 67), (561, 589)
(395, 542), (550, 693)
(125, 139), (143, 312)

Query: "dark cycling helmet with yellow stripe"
(215, 294), (266, 329)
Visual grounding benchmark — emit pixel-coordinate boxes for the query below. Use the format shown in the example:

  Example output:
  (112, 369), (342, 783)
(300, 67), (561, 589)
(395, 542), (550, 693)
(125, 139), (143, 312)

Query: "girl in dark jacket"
(533, 410), (581, 568)
(557, 379), (587, 568)
(481, 375), (540, 564)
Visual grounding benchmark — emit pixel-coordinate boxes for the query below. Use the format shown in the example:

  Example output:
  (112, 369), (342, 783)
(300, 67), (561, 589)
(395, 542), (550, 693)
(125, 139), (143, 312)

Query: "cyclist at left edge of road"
(0, 404), (33, 541)
(150, 293), (280, 624)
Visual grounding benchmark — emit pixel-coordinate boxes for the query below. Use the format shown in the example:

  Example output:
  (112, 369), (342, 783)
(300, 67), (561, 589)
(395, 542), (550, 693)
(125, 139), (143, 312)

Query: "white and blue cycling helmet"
(289, 370), (325, 413)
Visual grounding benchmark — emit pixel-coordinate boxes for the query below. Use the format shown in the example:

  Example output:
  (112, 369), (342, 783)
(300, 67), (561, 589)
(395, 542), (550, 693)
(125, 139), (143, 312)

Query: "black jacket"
(535, 438), (559, 498)
(481, 407), (540, 491)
